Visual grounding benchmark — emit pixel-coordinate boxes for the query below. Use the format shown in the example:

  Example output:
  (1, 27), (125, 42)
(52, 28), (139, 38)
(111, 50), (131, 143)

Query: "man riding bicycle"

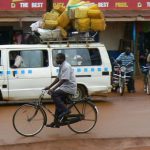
(44, 53), (77, 128)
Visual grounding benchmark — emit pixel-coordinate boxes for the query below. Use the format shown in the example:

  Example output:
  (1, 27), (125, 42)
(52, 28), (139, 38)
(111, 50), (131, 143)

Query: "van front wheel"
(71, 86), (86, 101)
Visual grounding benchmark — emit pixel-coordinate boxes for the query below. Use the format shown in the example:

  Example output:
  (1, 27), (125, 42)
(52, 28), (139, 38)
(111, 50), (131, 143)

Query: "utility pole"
(46, 0), (53, 12)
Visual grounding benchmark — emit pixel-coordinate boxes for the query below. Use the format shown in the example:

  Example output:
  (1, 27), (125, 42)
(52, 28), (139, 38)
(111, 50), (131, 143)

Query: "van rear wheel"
(71, 86), (86, 101)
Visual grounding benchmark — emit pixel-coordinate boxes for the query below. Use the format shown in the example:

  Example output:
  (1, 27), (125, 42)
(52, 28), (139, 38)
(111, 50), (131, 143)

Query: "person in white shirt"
(12, 52), (23, 68)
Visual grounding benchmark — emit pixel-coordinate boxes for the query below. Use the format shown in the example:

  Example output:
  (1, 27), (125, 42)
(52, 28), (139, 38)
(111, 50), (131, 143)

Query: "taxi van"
(0, 42), (112, 101)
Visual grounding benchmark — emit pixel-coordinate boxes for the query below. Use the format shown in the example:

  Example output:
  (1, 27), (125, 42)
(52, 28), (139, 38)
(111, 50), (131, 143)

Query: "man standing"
(116, 46), (135, 93)
(44, 53), (77, 128)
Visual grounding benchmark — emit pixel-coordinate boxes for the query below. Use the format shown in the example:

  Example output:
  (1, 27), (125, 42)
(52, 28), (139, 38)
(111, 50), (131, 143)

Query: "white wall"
(100, 22), (125, 51)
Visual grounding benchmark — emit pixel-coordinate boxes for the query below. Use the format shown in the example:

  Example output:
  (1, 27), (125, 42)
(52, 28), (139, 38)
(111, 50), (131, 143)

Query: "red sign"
(0, 0), (46, 11)
(53, 0), (150, 10)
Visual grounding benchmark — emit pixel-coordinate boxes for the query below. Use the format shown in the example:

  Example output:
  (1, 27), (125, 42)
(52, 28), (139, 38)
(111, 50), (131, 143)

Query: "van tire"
(71, 85), (87, 101)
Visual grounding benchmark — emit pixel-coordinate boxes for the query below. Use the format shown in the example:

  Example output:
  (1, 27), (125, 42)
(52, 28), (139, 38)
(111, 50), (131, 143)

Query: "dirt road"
(0, 79), (150, 149)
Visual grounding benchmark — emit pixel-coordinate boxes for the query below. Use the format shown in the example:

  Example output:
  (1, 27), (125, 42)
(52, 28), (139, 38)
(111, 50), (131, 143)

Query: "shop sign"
(53, 0), (150, 10)
(0, 0), (46, 11)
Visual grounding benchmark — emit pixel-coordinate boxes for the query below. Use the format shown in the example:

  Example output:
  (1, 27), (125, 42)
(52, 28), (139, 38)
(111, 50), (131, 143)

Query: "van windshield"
(52, 48), (102, 66)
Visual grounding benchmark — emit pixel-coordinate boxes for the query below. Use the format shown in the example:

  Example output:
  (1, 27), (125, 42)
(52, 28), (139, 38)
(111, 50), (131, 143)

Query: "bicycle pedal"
(58, 116), (65, 123)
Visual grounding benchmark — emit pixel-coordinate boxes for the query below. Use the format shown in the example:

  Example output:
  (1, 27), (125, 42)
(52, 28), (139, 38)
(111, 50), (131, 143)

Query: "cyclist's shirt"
(57, 61), (77, 95)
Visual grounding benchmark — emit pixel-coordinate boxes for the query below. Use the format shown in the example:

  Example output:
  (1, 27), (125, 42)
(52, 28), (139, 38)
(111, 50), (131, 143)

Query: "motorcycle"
(112, 59), (133, 96)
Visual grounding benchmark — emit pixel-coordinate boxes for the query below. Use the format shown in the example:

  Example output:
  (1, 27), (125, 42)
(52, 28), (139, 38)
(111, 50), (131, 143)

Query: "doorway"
(0, 26), (13, 44)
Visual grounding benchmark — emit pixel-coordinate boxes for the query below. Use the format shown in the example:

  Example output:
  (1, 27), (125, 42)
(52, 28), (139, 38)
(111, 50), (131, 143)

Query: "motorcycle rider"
(116, 46), (135, 93)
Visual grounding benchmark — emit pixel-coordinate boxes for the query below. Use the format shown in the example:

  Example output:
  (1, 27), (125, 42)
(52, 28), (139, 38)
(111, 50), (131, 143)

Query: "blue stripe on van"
(91, 68), (95, 72)
(104, 67), (108, 71)
(0, 71), (4, 75)
(21, 70), (25, 74)
(84, 68), (88, 72)
(28, 70), (32, 74)
(14, 70), (18, 75)
(54, 67), (109, 74)
(77, 68), (81, 72)
(7, 71), (11, 75)
(97, 68), (101, 72)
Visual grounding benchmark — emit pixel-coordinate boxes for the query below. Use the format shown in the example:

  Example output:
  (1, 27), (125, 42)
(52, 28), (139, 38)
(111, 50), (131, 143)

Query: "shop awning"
(104, 10), (150, 21)
(0, 10), (150, 22)
(0, 11), (44, 22)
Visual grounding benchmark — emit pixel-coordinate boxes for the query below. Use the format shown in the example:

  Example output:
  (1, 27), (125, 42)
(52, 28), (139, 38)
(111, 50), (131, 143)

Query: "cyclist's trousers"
(51, 89), (68, 117)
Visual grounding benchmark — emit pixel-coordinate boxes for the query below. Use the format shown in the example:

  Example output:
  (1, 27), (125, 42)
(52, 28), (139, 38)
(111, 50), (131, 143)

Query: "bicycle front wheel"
(68, 100), (98, 134)
(13, 104), (45, 137)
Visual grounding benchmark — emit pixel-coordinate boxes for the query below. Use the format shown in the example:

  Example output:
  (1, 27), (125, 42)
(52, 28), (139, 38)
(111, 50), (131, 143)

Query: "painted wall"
(100, 22), (125, 51)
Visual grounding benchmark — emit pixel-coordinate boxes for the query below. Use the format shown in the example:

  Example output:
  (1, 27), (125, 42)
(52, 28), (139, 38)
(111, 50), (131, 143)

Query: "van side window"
(52, 48), (102, 66)
(9, 50), (48, 68)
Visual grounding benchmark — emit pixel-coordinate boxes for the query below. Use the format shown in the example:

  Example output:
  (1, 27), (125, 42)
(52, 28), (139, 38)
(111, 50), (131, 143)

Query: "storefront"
(54, 0), (150, 55)
(0, 0), (46, 44)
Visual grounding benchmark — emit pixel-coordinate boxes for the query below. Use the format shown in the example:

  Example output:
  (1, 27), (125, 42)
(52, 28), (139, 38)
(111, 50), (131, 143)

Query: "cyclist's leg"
(46, 90), (69, 127)
(51, 90), (69, 114)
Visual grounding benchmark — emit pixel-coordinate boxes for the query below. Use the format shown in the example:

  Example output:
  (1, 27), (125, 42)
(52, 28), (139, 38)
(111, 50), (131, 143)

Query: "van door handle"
(12, 71), (16, 77)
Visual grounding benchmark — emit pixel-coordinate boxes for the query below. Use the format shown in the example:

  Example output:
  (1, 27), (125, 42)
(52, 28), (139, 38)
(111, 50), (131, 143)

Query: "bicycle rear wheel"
(67, 100), (98, 133)
(13, 104), (45, 137)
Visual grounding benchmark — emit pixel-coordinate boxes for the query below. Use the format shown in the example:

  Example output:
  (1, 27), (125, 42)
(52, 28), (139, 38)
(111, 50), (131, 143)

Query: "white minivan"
(0, 42), (112, 101)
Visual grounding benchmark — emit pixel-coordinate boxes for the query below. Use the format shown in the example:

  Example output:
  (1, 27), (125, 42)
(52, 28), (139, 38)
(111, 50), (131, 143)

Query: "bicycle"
(12, 90), (98, 137)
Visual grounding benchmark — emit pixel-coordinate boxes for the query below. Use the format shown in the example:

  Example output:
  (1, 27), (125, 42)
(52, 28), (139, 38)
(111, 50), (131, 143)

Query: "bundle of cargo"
(30, 0), (106, 41)
(68, 1), (106, 32)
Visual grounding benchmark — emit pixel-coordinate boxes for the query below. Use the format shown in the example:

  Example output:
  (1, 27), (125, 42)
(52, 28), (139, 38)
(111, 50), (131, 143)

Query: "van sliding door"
(7, 49), (51, 101)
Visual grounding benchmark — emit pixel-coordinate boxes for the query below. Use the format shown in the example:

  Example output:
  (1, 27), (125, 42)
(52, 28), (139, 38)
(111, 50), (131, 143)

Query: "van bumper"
(87, 86), (112, 95)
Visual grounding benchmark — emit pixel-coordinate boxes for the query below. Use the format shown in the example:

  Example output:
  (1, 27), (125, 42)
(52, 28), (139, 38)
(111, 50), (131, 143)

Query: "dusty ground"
(0, 78), (150, 150)
(1, 138), (150, 150)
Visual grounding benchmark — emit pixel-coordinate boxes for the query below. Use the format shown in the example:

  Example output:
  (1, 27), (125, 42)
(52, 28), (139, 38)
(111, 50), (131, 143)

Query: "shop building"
(0, 0), (46, 44)
(54, 0), (150, 70)
(1, 0), (150, 64)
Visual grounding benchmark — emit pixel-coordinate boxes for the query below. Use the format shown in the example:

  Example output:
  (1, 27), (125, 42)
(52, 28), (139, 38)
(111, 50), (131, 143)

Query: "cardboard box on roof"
(43, 11), (60, 20)
(91, 19), (106, 31)
(84, 3), (99, 10)
(43, 20), (58, 30)
(75, 18), (90, 32)
(57, 11), (70, 28)
(75, 6), (88, 18)
(66, 0), (81, 7)
(53, 5), (65, 14)
(57, 26), (68, 38)
(88, 9), (104, 19)
(68, 2), (88, 19)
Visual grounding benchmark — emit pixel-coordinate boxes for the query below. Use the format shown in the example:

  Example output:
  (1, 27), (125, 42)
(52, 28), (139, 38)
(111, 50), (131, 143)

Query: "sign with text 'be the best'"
(0, 0), (46, 11)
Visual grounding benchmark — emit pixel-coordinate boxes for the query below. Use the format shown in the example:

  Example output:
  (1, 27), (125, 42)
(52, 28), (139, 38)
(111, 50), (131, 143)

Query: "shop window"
(9, 50), (48, 68)
(52, 48), (102, 66)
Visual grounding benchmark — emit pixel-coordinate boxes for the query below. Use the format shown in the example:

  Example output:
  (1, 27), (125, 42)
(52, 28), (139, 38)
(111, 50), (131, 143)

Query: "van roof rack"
(40, 31), (98, 47)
